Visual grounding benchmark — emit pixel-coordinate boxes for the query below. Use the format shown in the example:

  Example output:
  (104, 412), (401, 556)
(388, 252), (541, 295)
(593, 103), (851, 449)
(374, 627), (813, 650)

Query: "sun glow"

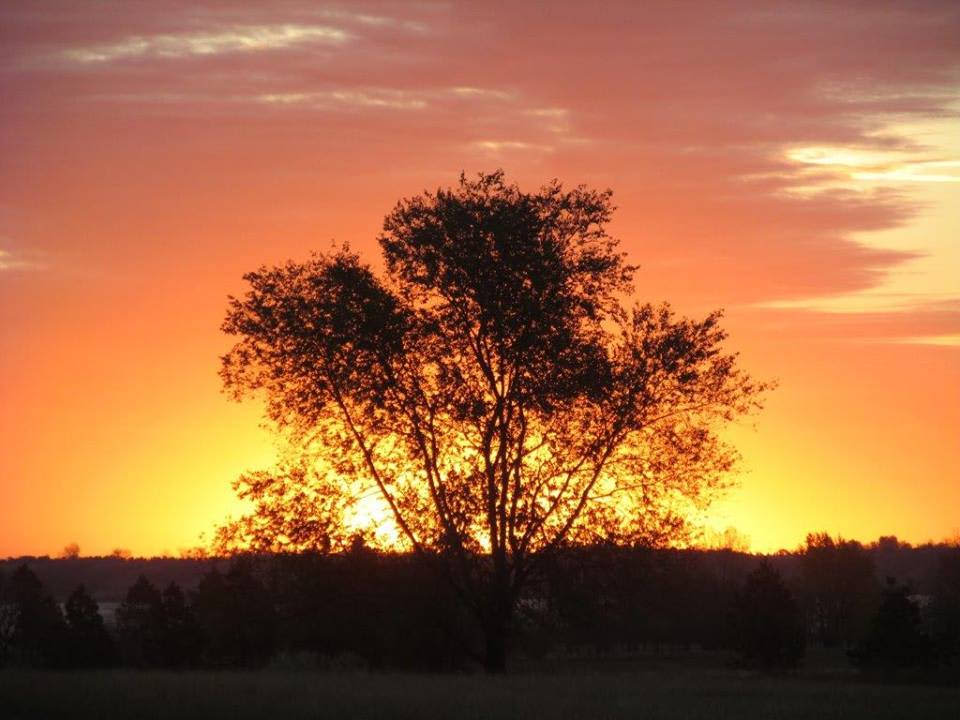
(346, 488), (401, 548)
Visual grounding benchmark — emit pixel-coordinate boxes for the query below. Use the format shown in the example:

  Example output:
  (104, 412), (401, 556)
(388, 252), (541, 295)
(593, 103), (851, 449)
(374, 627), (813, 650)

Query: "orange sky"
(1, 1), (958, 557)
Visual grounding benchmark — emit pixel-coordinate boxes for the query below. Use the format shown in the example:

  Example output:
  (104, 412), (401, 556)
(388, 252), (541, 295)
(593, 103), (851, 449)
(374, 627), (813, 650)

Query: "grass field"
(2, 664), (958, 720)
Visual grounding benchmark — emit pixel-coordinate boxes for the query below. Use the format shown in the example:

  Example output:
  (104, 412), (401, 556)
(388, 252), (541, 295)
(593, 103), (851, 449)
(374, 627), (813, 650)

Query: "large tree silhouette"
(220, 171), (768, 671)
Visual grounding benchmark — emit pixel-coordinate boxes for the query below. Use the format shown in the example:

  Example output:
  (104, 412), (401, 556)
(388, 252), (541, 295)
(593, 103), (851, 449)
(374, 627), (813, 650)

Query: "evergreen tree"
(161, 582), (201, 667)
(0, 569), (11, 666)
(116, 575), (165, 667)
(64, 584), (116, 667)
(929, 549), (960, 667)
(732, 561), (805, 670)
(800, 533), (876, 647)
(1, 564), (66, 668)
(194, 562), (276, 667)
(850, 578), (937, 674)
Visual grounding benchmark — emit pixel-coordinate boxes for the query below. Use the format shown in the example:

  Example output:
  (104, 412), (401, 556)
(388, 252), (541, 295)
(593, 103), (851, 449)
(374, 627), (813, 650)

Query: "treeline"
(540, 536), (960, 677)
(0, 556), (212, 603)
(1, 535), (958, 677)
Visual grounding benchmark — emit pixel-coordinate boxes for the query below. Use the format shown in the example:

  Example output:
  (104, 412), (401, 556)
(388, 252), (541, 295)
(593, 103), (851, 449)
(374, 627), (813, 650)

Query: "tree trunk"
(483, 617), (508, 673)
(483, 556), (512, 673)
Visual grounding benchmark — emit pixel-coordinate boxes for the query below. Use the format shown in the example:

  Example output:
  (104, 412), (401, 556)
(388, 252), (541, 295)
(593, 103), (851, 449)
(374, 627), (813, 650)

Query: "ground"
(2, 656), (958, 720)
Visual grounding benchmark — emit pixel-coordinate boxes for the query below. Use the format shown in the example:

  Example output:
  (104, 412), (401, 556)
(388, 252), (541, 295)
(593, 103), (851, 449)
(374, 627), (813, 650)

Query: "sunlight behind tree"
(218, 171), (769, 670)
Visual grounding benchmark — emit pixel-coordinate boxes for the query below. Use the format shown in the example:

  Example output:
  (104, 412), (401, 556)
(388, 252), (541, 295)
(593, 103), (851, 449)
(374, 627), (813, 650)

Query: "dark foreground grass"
(2, 666), (958, 720)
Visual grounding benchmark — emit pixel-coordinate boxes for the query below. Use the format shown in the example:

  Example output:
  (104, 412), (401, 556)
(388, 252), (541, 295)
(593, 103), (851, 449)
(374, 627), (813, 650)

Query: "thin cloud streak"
(0, 248), (45, 272)
(62, 24), (350, 63)
(894, 334), (960, 347)
(256, 89), (428, 110)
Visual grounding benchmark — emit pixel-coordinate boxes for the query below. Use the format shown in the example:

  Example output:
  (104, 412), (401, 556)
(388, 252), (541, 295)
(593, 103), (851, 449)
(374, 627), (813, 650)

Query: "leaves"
(219, 170), (769, 614)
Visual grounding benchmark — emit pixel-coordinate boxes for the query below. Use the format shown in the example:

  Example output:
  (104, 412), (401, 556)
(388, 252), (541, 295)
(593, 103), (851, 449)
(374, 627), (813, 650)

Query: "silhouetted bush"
(731, 561), (805, 670)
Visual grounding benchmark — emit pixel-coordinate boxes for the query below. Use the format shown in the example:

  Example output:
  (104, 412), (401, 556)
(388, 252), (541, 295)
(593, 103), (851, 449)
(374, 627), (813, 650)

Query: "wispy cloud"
(523, 107), (568, 118)
(0, 248), (45, 272)
(473, 140), (555, 152)
(309, 8), (428, 33)
(853, 164), (960, 183)
(450, 87), (515, 101)
(787, 147), (960, 185)
(63, 24), (349, 63)
(757, 292), (954, 314)
(257, 88), (427, 110)
(892, 334), (960, 347)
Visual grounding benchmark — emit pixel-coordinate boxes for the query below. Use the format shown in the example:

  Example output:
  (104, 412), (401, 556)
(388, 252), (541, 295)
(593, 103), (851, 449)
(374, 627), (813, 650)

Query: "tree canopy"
(219, 170), (768, 670)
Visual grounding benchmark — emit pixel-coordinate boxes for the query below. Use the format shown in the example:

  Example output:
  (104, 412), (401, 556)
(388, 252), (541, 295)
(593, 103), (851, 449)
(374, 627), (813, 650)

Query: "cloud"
(523, 108), (568, 118)
(893, 334), (960, 347)
(733, 300), (960, 346)
(2, 0), (958, 340)
(62, 24), (349, 63)
(450, 87), (515, 101)
(471, 140), (555, 153)
(852, 167), (960, 183)
(256, 89), (427, 110)
(0, 248), (45, 272)
(787, 146), (960, 185)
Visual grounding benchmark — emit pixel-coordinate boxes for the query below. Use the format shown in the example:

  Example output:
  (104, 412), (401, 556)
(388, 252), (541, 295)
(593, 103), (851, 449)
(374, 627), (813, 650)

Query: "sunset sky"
(1, 1), (958, 558)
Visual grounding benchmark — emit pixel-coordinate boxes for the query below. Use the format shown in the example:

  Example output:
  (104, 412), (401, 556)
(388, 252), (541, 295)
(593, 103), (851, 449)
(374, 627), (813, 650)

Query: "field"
(2, 662), (958, 720)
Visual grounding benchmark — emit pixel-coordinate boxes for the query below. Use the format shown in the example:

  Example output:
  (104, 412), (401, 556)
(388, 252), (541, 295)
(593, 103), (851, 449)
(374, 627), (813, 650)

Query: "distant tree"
(849, 578), (937, 675)
(219, 170), (768, 671)
(110, 548), (132, 560)
(178, 546), (209, 560)
(0, 564), (66, 667)
(160, 582), (201, 667)
(193, 561), (276, 667)
(60, 543), (80, 560)
(704, 526), (751, 553)
(800, 533), (876, 647)
(64, 584), (115, 668)
(0, 569), (13, 665)
(731, 561), (805, 670)
(928, 548), (960, 666)
(116, 575), (165, 667)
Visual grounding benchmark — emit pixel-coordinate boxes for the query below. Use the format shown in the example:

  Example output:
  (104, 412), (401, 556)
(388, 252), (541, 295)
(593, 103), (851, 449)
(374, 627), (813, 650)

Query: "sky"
(1, 0), (958, 557)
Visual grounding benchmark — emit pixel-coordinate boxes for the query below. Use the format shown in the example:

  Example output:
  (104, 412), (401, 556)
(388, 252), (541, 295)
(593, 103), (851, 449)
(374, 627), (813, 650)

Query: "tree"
(0, 569), (12, 665)
(193, 562), (276, 667)
(115, 575), (165, 667)
(0, 564), (66, 668)
(160, 582), (201, 668)
(64, 584), (115, 668)
(731, 561), (805, 670)
(220, 170), (768, 671)
(849, 578), (937, 676)
(800, 532), (876, 648)
(928, 548), (960, 667)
